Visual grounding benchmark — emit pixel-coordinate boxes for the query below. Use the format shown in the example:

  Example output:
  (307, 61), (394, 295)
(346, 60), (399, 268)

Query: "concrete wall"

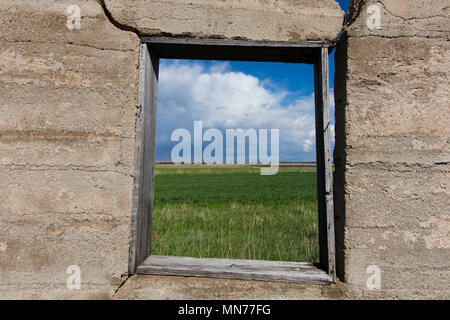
(0, 0), (140, 299)
(334, 0), (450, 299)
(0, 0), (345, 299)
(0, 0), (448, 299)
(102, 0), (344, 41)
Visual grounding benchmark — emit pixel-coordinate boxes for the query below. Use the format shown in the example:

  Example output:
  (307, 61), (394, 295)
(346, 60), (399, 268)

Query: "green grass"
(152, 165), (319, 262)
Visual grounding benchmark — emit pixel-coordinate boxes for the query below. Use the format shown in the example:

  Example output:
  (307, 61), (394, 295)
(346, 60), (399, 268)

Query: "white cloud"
(157, 60), (335, 161)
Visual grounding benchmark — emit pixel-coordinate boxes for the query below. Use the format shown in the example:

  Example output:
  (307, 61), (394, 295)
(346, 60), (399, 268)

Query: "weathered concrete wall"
(334, 0), (450, 299)
(0, 0), (345, 299)
(114, 275), (348, 300)
(0, 0), (140, 299)
(1, 0), (448, 300)
(103, 0), (345, 41)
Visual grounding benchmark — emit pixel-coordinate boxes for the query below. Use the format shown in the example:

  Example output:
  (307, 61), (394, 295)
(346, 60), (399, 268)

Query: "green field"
(152, 165), (319, 262)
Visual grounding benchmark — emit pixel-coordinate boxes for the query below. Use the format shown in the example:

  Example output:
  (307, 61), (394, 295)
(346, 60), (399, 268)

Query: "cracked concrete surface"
(100, 0), (345, 41)
(346, 0), (450, 38)
(0, 0), (449, 299)
(333, 0), (449, 298)
(0, 0), (140, 299)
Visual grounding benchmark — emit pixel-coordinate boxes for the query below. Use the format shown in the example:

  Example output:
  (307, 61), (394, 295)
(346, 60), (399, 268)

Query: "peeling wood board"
(314, 46), (336, 281)
(142, 37), (331, 63)
(129, 44), (159, 274)
(137, 255), (332, 285)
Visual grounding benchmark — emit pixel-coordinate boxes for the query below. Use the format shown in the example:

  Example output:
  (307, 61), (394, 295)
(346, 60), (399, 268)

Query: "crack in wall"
(96, 0), (142, 37)
(351, 34), (449, 39)
(1, 38), (135, 53)
(96, 0), (347, 42)
(378, 1), (450, 21)
(1, 164), (133, 177)
(113, 273), (131, 296)
(346, 0), (367, 26)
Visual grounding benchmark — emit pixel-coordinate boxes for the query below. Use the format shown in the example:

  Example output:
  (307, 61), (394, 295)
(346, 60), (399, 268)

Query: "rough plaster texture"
(0, 0), (140, 299)
(0, 0), (345, 300)
(103, 0), (345, 41)
(333, 0), (450, 299)
(114, 275), (348, 300)
(0, 0), (449, 300)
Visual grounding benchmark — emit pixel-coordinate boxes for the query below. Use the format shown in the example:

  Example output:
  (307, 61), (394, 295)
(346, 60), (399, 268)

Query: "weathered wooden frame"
(129, 38), (335, 283)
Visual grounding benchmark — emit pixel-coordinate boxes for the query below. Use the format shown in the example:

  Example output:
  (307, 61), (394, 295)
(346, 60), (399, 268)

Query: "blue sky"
(156, 0), (350, 163)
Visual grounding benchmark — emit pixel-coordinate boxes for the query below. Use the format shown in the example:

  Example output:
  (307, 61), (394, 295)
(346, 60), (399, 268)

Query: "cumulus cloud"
(156, 60), (334, 162)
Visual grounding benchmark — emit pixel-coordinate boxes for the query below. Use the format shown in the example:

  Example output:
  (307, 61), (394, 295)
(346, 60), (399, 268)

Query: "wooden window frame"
(128, 38), (335, 284)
